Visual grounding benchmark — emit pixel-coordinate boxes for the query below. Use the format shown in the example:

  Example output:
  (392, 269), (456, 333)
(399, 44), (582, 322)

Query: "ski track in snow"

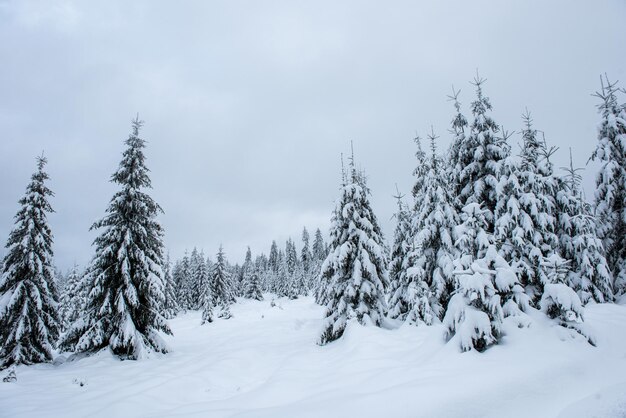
(1, 296), (626, 418)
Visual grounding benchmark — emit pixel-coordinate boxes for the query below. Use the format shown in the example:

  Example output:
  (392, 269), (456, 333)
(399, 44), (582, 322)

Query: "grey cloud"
(1, 0), (625, 269)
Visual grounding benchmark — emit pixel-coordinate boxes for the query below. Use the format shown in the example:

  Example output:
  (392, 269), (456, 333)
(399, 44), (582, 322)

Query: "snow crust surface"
(1, 296), (626, 418)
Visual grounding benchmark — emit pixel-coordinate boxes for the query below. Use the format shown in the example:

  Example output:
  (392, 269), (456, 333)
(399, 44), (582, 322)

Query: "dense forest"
(1, 74), (625, 371)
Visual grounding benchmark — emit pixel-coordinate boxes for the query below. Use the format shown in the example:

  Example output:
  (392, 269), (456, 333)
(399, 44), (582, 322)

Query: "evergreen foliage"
(387, 191), (413, 320)
(405, 132), (459, 321)
(447, 87), (469, 208)
(188, 248), (207, 310)
(458, 76), (509, 231)
(60, 263), (84, 331)
(445, 203), (527, 351)
(173, 252), (191, 311)
(59, 118), (171, 359)
(0, 156), (60, 368)
(590, 77), (626, 294)
(495, 113), (560, 302)
(319, 155), (388, 345)
(244, 271), (263, 301)
(162, 254), (180, 319)
(557, 151), (613, 303)
(210, 246), (235, 319)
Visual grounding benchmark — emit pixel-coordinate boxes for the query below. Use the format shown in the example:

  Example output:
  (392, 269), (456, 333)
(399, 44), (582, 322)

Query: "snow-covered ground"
(1, 296), (626, 418)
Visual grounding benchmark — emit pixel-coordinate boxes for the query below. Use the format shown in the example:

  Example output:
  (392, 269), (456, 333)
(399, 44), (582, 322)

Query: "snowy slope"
(1, 296), (626, 418)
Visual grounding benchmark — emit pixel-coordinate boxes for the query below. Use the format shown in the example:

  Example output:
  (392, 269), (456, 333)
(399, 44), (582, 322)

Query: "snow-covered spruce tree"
(173, 251), (191, 311)
(241, 246), (253, 297)
(495, 113), (560, 302)
(387, 190), (414, 320)
(316, 201), (341, 305)
(318, 157), (388, 345)
(55, 267), (69, 295)
(308, 228), (325, 297)
(244, 270), (263, 301)
(264, 263), (277, 295)
(60, 263), (84, 331)
(388, 136), (428, 321)
(387, 135), (430, 323)
(188, 248), (207, 310)
(446, 87), (469, 208)
(201, 289), (214, 325)
(230, 263), (242, 297)
(411, 134), (429, 207)
(287, 265), (305, 299)
(285, 239), (298, 278)
(281, 239), (299, 297)
(0, 156), (60, 368)
(444, 203), (527, 352)
(590, 77), (626, 294)
(458, 75), (509, 231)
(276, 255), (289, 298)
(265, 241), (279, 293)
(312, 229), (326, 262)
(268, 241), (279, 275)
(403, 132), (459, 322)
(301, 227), (313, 292)
(162, 254), (180, 319)
(255, 254), (267, 273)
(312, 229), (326, 261)
(59, 117), (171, 359)
(253, 254), (267, 290)
(557, 150), (613, 303)
(186, 249), (198, 307)
(210, 246), (235, 319)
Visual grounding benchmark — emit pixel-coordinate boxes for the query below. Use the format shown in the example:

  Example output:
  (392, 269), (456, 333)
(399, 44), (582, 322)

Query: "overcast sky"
(1, 0), (625, 270)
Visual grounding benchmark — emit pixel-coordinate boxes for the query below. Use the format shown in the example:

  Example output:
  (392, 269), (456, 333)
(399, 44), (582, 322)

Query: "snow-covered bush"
(540, 283), (584, 324)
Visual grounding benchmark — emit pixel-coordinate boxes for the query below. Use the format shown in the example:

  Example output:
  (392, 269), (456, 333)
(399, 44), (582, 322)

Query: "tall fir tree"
(446, 87), (469, 209)
(411, 134), (429, 204)
(241, 246), (253, 297)
(319, 154), (388, 345)
(557, 150), (613, 303)
(387, 190), (414, 320)
(311, 228), (327, 299)
(404, 132), (459, 322)
(266, 241), (279, 293)
(495, 113), (560, 302)
(458, 75), (509, 232)
(387, 135), (430, 323)
(188, 248), (207, 310)
(276, 254), (291, 298)
(162, 253), (180, 319)
(55, 267), (69, 295)
(186, 249), (197, 306)
(209, 246), (235, 319)
(59, 117), (171, 359)
(60, 263), (84, 332)
(301, 227), (313, 291)
(301, 228), (312, 273)
(285, 239), (298, 277)
(201, 289), (214, 325)
(312, 229), (326, 262)
(444, 203), (527, 352)
(268, 241), (279, 274)
(255, 254), (270, 292)
(590, 77), (626, 294)
(173, 251), (191, 310)
(0, 156), (60, 368)
(244, 271), (263, 301)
